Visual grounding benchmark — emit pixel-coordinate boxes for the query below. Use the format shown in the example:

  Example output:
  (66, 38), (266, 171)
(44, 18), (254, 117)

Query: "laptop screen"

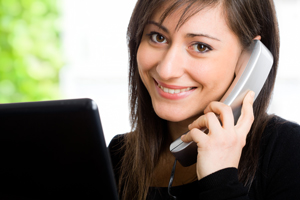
(0, 99), (118, 200)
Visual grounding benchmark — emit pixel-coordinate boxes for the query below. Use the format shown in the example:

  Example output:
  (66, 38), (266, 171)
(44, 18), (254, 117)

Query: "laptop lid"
(0, 98), (118, 200)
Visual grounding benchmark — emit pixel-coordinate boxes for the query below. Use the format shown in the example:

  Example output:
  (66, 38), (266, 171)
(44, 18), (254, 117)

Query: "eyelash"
(146, 31), (212, 54)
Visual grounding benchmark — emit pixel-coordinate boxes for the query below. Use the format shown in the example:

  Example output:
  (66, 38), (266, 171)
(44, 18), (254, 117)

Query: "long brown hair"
(119, 0), (280, 199)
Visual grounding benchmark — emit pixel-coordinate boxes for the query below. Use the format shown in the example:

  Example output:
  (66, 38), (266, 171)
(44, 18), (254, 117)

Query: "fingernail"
(250, 91), (255, 98)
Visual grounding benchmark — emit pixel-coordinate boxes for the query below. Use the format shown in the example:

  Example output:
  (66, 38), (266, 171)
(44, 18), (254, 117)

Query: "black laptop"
(0, 98), (118, 199)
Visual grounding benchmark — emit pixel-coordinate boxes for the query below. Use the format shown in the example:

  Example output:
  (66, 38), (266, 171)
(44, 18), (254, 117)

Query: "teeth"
(158, 84), (193, 94)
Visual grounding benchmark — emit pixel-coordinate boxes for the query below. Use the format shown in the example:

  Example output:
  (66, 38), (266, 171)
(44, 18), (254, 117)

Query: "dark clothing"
(108, 116), (300, 199)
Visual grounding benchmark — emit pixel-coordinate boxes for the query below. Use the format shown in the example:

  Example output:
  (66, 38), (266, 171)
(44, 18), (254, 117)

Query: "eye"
(191, 43), (211, 53)
(147, 32), (167, 44)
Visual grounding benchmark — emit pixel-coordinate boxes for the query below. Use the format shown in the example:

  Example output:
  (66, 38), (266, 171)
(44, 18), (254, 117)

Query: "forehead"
(151, 1), (223, 31)
(149, 2), (234, 40)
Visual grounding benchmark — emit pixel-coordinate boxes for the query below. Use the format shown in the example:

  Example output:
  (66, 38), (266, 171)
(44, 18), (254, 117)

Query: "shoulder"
(108, 134), (127, 182)
(108, 134), (126, 163)
(265, 115), (300, 134)
(257, 116), (300, 198)
(261, 115), (300, 161)
(261, 116), (300, 154)
(108, 134), (126, 152)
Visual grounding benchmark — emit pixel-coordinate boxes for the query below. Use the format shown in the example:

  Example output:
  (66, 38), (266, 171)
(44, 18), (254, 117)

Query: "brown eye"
(197, 44), (207, 52)
(151, 33), (167, 43)
(190, 43), (211, 54)
(156, 34), (165, 43)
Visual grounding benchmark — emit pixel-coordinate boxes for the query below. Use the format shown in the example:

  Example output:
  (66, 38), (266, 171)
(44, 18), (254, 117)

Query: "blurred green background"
(0, 0), (63, 103)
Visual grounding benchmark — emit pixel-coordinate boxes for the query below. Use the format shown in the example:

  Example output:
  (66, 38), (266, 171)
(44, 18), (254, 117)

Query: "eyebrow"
(146, 20), (221, 42)
(146, 21), (169, 34)
(186, 33), (221, 41)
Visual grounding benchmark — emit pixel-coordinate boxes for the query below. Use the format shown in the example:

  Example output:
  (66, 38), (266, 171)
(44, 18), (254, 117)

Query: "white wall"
(60, 0), (136, 144)
(268, 0), (300, 124)
(60, 0), (300, 144)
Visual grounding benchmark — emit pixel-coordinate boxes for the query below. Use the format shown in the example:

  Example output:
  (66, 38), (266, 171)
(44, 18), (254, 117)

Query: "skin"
(137, 3), (256, 183)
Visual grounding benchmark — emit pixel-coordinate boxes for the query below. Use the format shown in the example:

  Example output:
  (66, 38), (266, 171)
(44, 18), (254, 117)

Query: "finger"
(236, 91), (255, 134)
(189, 112), (222, 135)
(205, 112), (223, 135)
(204, 101), (234, 130)
(188, 115), (207, 130)
(181, 128), (209, 145)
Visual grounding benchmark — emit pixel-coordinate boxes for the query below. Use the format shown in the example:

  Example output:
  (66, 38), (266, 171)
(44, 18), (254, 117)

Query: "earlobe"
(253, 35), (261, 41)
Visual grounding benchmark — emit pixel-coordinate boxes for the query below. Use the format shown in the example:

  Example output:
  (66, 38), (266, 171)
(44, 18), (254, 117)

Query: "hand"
(181, 91), (255, 180)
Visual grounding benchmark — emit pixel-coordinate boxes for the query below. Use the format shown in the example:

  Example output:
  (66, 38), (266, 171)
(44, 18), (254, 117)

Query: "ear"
(235, 35), (262, 74)
(253, 35), (261, 40)
(235, 36), (261, 74)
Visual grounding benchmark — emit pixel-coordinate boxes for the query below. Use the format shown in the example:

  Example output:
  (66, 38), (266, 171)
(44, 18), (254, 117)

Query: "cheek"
(136, 41), (157, 91)
(136, 43), (148, 83)
(137, 41), (155, 72)
(189, 58), (236, 91)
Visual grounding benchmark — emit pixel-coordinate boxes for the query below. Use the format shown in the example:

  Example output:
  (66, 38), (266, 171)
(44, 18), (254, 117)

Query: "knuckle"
(223, 104), (232, 113)
(189, 128), (198, 137)
(209, 101), (218, 106)
(248, 112), (255, 123)
(205, 112), (215, 123)
(240, 139), (246, 147)
(250, 114), (255, 122)
(238, 136), (247, 147)
(193, 119), (202, 128)
(205, 111), (215, 118)
(206, 101), (218, 110)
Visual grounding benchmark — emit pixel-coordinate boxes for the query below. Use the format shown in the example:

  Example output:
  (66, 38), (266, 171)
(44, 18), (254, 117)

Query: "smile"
(157, 83), (194, 94)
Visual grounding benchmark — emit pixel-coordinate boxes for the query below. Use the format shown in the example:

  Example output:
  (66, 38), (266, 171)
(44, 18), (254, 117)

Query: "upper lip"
(154, 79), (196, 89)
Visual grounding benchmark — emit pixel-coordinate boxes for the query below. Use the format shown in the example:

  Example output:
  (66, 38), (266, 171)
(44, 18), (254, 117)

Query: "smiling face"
(136, 3), (243, 124)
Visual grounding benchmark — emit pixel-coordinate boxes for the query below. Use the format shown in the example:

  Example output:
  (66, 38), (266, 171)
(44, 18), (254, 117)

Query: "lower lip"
(155, 83), (196, 100)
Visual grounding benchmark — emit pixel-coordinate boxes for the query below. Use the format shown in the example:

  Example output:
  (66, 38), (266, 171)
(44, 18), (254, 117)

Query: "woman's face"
(137, 4), (243, 123)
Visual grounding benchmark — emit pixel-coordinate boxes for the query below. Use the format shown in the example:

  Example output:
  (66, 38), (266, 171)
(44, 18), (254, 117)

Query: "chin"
(151, 100), (203, 123)
(153, 107), (192, 123)
(159, 114), (185, 122)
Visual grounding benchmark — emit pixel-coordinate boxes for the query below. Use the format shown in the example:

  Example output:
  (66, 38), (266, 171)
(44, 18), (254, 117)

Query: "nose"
(156, 44), (186, 80)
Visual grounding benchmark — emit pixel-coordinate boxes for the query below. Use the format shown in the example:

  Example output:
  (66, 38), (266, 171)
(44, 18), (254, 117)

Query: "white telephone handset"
(170, 40), (273, 167)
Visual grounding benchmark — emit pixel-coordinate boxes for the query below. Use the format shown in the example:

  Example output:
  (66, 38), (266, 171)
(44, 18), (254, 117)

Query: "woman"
(109, 0), (300, 199)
